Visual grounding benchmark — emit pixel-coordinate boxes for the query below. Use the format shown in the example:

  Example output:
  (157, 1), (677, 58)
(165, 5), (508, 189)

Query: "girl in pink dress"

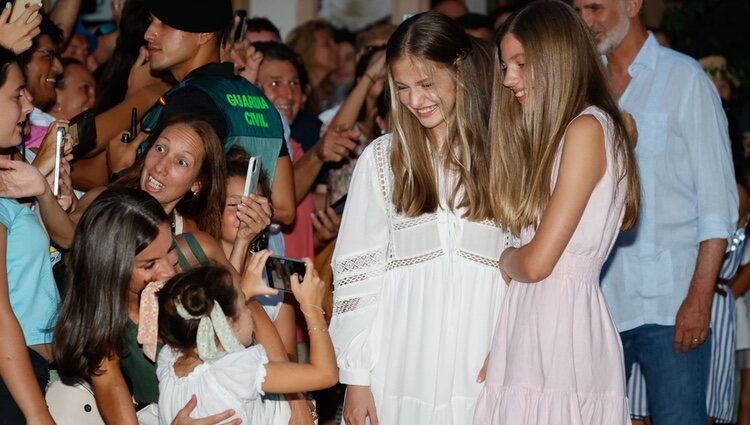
(473, 2), (641, 424)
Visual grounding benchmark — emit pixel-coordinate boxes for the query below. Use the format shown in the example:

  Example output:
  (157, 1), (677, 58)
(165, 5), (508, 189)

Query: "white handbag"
(45, 379), (105, 425)
(46, 372), (159, 425)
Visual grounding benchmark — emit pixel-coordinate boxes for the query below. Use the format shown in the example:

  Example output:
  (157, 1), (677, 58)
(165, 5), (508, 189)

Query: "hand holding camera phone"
(9, 0), (41, 24)
(264, 255), (307, 293)
(239, 250), (280, 298)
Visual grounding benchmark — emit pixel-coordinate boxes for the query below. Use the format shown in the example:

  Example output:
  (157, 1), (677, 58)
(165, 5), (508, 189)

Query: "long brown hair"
(489, 0), (640, 235)
(113, 114), (227, 239)
(386, 11), (495, 220)
(54, 188), (168, 383)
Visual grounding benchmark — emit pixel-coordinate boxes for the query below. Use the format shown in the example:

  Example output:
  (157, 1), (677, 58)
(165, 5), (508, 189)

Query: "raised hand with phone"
(0, 1), (42, 54)
(239, 249), (279, 300)
(106, 127), (148, 177)
(225, 154), (274, 271)
(31, 121), (73, 203)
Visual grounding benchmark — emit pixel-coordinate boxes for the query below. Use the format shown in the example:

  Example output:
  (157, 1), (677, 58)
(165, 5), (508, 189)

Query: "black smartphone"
(121, 107), (138, 143)
(331, 194), (347, 215)
(233, 10), (248, 42)
(68, 109), (97, 158)
(265, 255), (307, 292)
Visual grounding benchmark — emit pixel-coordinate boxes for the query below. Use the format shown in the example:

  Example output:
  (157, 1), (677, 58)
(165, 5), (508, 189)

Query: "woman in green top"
(52, 188), (286, 425)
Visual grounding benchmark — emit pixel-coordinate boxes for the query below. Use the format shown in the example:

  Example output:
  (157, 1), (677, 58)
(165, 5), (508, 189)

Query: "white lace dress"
(329, 135), (513, 424)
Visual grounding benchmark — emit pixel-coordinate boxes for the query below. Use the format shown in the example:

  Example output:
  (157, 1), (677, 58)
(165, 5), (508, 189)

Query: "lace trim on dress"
(333, 249), (387, 288)
(393, 213), (438, 231)
(456, 250), (500, 269)
(476, 218), (502, 229)
(333, 295), (378, 315)
(336, 269), (386, 287)
(374, 140), (390, 201)
(385, 249), (445, 271)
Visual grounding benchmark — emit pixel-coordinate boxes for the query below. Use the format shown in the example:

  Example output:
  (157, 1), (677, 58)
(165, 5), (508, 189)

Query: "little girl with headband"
(155, 252), (337, 424)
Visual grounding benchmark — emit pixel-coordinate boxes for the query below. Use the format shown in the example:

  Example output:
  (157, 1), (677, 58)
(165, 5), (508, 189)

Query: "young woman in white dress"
(329, 11), (513, 425)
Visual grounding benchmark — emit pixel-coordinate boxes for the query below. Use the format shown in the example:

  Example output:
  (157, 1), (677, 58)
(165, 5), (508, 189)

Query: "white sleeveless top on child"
(157, 345), (269, 424)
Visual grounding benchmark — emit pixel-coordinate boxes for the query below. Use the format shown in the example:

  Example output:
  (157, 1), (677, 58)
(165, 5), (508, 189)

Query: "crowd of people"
(0, 0), (746, 424)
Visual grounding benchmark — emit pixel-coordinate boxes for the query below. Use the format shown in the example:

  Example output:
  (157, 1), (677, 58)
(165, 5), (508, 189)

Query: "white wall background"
(250, 0), (298, 40)
(254, 0), (493, 37)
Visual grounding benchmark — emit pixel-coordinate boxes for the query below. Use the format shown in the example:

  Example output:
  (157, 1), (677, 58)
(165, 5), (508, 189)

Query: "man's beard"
(597, 10), (630, 55)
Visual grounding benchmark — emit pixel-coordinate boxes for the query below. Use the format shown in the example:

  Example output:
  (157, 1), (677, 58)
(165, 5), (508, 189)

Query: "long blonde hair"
(386, 11), (495, 220)
(489, 0), (640, 235)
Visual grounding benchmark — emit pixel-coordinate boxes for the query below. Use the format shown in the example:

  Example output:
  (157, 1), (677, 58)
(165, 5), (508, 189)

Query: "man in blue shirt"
(574, 0), (738, 423)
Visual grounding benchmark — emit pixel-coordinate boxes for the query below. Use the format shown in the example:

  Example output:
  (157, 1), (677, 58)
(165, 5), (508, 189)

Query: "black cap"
(146, 0), (232, 33)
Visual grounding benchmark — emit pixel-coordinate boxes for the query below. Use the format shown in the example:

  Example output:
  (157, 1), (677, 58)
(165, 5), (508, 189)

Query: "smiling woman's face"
(391, 56), (456, 135)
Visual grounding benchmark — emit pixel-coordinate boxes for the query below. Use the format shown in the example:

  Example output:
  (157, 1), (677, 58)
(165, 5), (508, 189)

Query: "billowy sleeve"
(328, 140), (390, 386)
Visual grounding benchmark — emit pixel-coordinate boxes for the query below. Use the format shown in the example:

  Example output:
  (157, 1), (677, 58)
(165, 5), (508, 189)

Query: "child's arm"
(500, 114), (607, 283)
(263, 262), (338, 393)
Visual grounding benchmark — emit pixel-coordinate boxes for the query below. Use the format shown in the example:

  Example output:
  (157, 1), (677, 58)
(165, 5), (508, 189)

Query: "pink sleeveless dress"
(473, 106), (630, 424)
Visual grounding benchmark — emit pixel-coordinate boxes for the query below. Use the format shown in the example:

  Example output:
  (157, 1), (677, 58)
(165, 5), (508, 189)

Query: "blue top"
(0, 198), (59, 345)
(601, 34), (739, 332)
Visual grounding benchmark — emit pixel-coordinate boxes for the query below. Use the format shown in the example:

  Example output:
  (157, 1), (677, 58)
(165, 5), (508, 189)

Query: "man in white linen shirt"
(573, 0), (738, 423)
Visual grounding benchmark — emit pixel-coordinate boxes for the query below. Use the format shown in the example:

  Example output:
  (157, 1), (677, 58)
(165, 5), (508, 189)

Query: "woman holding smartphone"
(329, 12), (513, 425)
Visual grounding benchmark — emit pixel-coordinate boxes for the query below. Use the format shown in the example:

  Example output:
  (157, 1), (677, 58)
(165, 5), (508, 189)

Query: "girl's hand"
(0, 157), (47, 197)
(476, 353), (489, 383)
(171, 395), (241, 425)
(55, 156), (75, 211)
(32, 121), (70, 176)
(240, 249), (278, 299)
(0, 3), (42, 54)
(500, 269), (511, 285)
(290, 258), (326, 308)
(499, 248), (513, 285)
(343, 385), (379, 425)
(235, 195), (272, 242)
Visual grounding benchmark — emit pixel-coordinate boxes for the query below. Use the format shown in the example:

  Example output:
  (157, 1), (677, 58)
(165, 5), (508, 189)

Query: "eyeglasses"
(33, 48), (61, 65)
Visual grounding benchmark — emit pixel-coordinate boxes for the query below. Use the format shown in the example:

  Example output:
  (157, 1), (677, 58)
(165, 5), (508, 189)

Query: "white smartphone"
(243, 156), (260, 197)
(10, 0), (41, 24)
(52, 127), (64, 197)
